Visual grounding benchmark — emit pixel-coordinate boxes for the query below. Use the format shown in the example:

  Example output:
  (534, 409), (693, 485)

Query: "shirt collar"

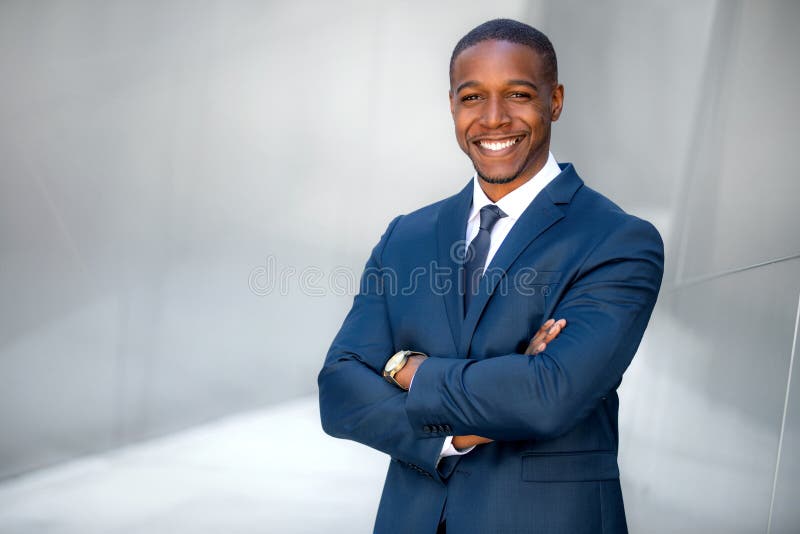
(468, 151), (562, 224)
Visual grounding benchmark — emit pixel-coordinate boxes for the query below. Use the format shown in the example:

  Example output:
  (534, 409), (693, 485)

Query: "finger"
(543, 323), (561, 343)
(525, 318), (559, 355)
(528, 331), (545, 348)
(531, 342), (546, 355)
(536, 318), (554, 335)
(524, 337), (544, 355)
(548, 318), (566, 335)
(525, 341), (547, 356)
(531, 318), (556, 344)
(543, 318), (567, 342)
(526, 333), (545, 353)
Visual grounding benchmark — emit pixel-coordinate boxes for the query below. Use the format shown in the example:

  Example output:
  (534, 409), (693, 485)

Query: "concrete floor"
(0, 396), (387, 533)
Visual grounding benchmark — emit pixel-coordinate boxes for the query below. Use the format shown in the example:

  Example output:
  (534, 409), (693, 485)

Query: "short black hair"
(449, 18), (558, 85)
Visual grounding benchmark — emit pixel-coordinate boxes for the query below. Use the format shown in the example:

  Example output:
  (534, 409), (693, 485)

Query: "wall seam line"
(668, 251), (800, 291)
(767, 291), (800, 533)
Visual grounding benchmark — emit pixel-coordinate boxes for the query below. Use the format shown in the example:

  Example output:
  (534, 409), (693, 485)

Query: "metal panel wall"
(1, 2), (798, 531)
(544, 1), (800, 531)
(0, 0), (531, 478)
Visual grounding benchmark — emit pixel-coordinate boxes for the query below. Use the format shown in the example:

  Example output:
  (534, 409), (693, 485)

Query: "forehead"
(451, 39), (545, 88)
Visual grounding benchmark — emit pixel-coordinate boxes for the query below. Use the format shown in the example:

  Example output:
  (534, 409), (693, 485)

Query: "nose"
(480, 95), (511, 128)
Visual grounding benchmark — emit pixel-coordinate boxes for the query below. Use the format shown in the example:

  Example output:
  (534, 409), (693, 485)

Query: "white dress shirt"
(437, 151), (563, 462)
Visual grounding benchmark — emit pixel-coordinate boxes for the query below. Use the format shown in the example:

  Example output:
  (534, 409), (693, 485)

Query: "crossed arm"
(402, 218), (664, 442)
(394, 319), (567, 450)
(318, 215), (664, 474)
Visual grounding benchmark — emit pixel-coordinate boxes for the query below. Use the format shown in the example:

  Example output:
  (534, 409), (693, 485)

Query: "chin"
(475, 163), (527, 185)
(477, 172), (519, 185)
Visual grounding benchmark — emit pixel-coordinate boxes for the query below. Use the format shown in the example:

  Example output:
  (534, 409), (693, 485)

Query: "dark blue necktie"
(464, 204), (507, 315)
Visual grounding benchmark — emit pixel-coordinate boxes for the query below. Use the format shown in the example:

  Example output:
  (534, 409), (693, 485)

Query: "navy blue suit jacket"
(318, 164), (664, 533)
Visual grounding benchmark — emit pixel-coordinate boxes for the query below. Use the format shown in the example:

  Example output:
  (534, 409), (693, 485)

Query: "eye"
(460, 94), (482, 102)
(508, 92), (532, 100)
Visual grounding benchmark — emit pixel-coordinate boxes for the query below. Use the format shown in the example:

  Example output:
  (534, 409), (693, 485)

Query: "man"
(318, 18), (664, 534)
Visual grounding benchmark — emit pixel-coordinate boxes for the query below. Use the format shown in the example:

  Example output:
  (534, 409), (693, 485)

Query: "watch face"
(384, 351), (407, 373)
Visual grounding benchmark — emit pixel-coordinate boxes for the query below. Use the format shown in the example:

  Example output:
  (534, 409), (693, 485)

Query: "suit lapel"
(459, 164), (584, 356)
(436, 180), (473, 356)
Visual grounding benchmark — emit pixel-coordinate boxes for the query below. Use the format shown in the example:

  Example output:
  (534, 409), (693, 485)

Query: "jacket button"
(423, 425), (432, 433)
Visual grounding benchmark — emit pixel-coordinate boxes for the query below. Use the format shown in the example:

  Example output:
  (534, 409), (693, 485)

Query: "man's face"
(449, 40), (563, 185)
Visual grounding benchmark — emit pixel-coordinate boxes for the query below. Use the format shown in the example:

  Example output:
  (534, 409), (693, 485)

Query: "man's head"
(449, 19), (563, 191)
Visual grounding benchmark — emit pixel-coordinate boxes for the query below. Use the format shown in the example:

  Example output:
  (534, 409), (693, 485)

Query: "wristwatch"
(383, 350), (426, 390)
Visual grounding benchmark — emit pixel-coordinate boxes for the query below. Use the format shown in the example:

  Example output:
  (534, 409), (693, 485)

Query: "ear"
(449, 90), (455, 118)
(550, 83), (564, 121)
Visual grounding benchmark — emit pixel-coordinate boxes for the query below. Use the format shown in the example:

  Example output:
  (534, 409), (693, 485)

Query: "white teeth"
(479, 138), (518, 151)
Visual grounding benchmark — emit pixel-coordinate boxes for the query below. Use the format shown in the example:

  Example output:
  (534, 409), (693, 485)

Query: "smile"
(474, 135), (524, 153)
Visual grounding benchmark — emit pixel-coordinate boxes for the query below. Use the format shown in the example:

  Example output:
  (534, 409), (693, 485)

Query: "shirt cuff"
(438, 436), (476, 461)
(407, 357), (424, 391)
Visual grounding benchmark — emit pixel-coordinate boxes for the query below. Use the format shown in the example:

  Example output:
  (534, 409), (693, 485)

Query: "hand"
(395, 354), (427, 390)
(452, 434), (493, 450)
(524, 318), (567, 355)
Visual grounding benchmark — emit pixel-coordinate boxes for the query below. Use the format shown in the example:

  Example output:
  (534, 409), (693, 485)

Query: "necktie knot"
(478, 204), (507, 231)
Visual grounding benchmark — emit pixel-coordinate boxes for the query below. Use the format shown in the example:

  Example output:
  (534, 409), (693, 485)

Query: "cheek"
(453, 117), (471, 148)
(534, 107), (552, 126)
(456, 134), (470, 154)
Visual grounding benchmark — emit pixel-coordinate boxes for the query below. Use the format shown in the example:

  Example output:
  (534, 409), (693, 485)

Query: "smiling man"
(319, 19), (664, 534)
(450, 37), (561, 198)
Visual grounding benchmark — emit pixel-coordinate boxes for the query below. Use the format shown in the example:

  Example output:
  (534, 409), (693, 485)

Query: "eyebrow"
(455, 79), (539, 94)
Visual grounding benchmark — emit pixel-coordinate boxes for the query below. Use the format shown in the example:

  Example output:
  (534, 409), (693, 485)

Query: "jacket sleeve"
(405, 217), (665, 442)
(317, 215), (446, 478)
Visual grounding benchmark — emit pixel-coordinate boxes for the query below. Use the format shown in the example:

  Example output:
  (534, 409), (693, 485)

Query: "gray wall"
(0, 0), (531, 477)
(1, 1), (798, 531)
(547, 1), (800, 531)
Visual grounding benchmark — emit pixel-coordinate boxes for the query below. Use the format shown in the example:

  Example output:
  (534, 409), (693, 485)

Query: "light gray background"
(1, 1), (798, 532)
